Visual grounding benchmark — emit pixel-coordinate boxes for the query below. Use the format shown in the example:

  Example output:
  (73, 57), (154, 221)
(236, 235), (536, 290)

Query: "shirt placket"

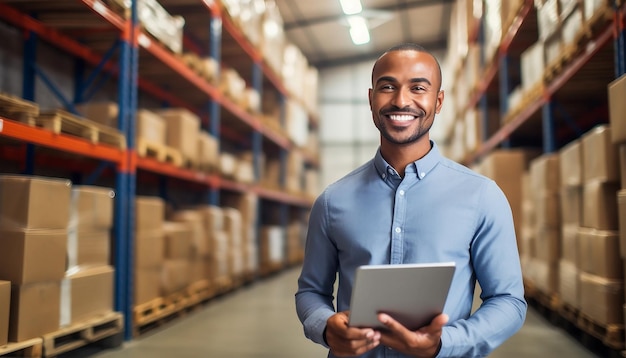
(390, 177), (408, 265)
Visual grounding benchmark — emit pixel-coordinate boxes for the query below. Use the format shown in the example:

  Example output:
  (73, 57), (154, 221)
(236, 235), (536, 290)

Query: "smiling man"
(295, 43), (527, 358)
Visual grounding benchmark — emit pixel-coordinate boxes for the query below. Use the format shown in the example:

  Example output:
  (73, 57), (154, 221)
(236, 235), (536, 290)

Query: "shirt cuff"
(303, 310), (335, 348)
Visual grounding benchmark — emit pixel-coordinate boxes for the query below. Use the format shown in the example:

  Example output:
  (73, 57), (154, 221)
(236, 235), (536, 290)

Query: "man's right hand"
(325, 311), (381, 357)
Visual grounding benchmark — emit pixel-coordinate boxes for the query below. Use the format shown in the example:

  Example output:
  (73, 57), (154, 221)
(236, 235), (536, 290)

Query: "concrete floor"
(61, 267), (604, 358)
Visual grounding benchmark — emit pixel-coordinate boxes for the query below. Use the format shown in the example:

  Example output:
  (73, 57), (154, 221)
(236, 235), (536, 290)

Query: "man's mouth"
(387, 114), (417, 122)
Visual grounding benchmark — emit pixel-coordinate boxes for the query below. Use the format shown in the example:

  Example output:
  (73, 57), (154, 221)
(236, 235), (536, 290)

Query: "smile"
(387, 114), (416, 121)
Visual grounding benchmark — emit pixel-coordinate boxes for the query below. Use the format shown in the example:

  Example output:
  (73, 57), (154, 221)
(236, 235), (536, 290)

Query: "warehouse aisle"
(62, 267), (602, 358)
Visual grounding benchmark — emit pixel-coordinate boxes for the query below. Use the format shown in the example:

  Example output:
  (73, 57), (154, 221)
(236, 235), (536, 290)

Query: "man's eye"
(380, 85), (394, 91)
(412, 86), (426, 92)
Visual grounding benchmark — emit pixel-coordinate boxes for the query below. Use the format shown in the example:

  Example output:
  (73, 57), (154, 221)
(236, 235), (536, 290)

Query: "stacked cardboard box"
(201, 206), (230, 287)
(558, 140), (583, 310)
(0, 281), (8, 345)
(0, 175), (71, 342)
(155, 108), (201, 167)
(62, 186), (115, 327)
(134, 196), (165, 306)
(169, 210), (206, 293)
(528, 154), (561, 295)
(223, 193), (259, 276)
(579, 125), (623, 326)
(260, 225), (285, 274)
(223, 208), (245, 281)
(608, 74), (626, 330)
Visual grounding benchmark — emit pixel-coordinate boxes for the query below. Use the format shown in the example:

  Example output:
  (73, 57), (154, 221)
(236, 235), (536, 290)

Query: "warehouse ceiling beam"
(283, 0), (455, 31)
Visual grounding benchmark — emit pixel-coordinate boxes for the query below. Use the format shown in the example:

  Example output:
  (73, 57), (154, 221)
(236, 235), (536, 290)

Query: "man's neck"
(380, 138), (431, 178)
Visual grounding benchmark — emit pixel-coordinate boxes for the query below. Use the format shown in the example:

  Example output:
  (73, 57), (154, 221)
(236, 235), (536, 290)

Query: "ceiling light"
(347, 15), (370, 45)
(339, 0), (362, 15)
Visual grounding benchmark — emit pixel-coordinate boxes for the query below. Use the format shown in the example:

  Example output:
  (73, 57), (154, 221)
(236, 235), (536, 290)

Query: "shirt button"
(420, 172), (426, 178)
(382, 173), (386, 179)
(399, 190), (405, 196)
(395, 227), (401, 233)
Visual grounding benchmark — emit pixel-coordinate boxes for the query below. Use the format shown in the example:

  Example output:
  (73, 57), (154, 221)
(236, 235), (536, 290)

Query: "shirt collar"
(374, 140), (442, 180)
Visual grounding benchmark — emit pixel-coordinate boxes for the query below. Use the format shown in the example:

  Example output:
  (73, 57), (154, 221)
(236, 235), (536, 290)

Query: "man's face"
(368, 50), (444, 146)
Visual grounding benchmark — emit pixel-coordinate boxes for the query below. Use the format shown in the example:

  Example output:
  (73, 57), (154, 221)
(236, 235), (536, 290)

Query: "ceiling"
(274, 0), (455, 69)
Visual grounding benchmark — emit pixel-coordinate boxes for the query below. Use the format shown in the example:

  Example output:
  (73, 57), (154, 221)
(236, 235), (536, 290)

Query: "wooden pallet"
(36, 109), (126, 149)
(577, 313), (625, 351)
(0, 92), (39, 125)
(136, 137), (182, 166)
(42, 311), (123, 357)
(0, 338), (43, 357)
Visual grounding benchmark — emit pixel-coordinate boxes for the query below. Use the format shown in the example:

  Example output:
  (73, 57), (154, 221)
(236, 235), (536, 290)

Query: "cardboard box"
(156, 108), (200, 164)
(621, 145), (626, 189)
(558, 260), (579, 310)
(561, 224), (579, 265)
(0, 175), (71, 230)
(560, 186), (582, 226)
(582, 180), (619, 230)
(535, 227), (561, 263)
(535, 193), (561, 229)
(9, 281), (61, 342)
(171, 210), (207, 258)
(581, 125), (620, 184)
(163, 222), (193, 259)
(530, 154), (560, 195)
(75, 101), (119, 128)
(136, 109), (166, 145)
(579, 228), (623, 279)
(135, 230), (164, 269)
(619, 189), (626, 257)
(609, 67), (626, 144)
(559, 139), (583, 187)
(70, 186), (114, 230)
(135, 196), (164, 233)
(0, 229), (67, 284)
(67, 229), (111, 270)
(579, 272), (624, 325)
(0, 281), (9, 346)
(60, 265), (114, 327)
(135, 268), (160, 306)
(160, 260), (190, 296)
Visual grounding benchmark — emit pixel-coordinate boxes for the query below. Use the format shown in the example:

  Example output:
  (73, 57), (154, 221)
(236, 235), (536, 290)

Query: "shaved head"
(372, 43), (442, 90)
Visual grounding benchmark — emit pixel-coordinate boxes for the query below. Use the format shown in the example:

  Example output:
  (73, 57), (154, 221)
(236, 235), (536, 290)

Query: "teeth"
(389, 115), (415, 121)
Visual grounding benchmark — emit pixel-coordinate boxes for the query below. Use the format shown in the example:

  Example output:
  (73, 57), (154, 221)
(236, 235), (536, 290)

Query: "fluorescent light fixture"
(340, 0), (362, 15)
(347, 15), (370, 45)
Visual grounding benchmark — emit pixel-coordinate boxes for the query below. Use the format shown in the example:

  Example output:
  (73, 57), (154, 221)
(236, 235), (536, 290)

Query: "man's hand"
(377, 313), (448, 358)
(325, 311), (381, 357)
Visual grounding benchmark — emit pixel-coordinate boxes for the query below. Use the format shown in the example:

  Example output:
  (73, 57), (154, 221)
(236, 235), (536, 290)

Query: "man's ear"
(368, 88), (373, 111)
(435, 90), (444, 114)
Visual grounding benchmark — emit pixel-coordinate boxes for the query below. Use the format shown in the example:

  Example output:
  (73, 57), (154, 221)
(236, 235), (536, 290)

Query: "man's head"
(369, 43), (444, 147)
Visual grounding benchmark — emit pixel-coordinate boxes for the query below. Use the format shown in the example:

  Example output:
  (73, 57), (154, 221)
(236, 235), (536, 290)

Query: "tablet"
(348, 262), (456, 331)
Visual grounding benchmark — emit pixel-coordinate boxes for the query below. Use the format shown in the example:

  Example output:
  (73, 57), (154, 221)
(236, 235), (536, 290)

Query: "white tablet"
(348, 262), (456, 331)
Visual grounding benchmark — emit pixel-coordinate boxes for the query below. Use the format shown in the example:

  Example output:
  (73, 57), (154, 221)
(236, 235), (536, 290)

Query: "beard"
(375, 107), (432, 145)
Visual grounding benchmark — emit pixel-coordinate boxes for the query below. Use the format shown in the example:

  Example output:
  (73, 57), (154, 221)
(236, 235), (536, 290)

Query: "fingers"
(376, 313), (447, 357)
(326, 312), (381, 356)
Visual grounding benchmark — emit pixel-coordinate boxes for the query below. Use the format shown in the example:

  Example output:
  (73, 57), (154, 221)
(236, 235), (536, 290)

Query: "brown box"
(75, 101), (118, 128)
(560, 186), (582, 226)
(619, 190), (626, 257)
(0, 175), (71, 230)
(70, 186), (114, 230)
(582, 125), (620, 184)
(0, 281), (9, 346)
(160, 260), (190, 296)
(156, 108), (200, 164)
(0, 229), (67, 284)
(135, 196), (165, 233)
(621, 144), (626, 189)
(9, 281), (60, 342)
(608, 74), (626, 144)
(530, 154), (560, 195)
(134, 268), (160, 306)
(163, 222), (193, 259)
(136, 109), (166, 145)
(561, 224), (579, 265)
(582, 180), (619, 230)
(535, 193), (560, 229)
(535, 227), (560, 263)
(171, 210), (207, 258)
(60, 265), (113, 327)
(558, 260), (579, 310)
(579, 272), (624, 325)
(559, 139), (583, 187)
(67, 229), (111, 270)
(579, 228), (623, 279)
(135, 230), (164, 269)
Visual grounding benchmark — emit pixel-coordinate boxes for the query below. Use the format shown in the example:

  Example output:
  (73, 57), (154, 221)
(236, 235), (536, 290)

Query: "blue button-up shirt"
(296, 142), (527, 357)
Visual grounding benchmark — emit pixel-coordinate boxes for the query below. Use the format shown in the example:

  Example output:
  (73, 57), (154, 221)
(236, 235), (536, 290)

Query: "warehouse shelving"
(0, 0), (318, 343)
(462, 0), (625, 165)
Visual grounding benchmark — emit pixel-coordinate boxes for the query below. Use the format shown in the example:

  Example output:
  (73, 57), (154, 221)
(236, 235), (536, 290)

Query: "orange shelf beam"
(0, 118), (126, 165)
(80, 0), (127, 33)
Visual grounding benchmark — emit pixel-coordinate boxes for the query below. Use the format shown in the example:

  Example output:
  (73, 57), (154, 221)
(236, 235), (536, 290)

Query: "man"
(295, 43), (527, 357)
